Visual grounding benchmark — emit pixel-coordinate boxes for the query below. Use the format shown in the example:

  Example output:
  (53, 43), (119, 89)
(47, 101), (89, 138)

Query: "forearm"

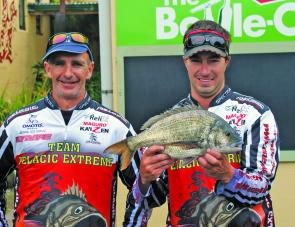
(132, 172), (168, 209)
(0, 180), (8, 226)
(215, 168), (271, 204)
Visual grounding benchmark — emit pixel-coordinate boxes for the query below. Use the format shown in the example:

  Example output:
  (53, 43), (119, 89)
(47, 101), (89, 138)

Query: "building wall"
(116, 162), (295, 226)
(0, 0), (50, 100)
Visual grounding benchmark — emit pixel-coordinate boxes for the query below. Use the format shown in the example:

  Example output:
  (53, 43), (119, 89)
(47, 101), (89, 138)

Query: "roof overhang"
(28, 2), (98, 15)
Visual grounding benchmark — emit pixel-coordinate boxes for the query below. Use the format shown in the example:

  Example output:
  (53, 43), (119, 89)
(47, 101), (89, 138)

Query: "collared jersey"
(0, 93), (144, 227)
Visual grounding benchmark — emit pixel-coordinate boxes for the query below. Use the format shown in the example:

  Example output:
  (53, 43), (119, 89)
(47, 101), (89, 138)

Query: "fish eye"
(74, 205), (84, 215)
(226, 132), (231, 137)
(225, 202), (235, 211)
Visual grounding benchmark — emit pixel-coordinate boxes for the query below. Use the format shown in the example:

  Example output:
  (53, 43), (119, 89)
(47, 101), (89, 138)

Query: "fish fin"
(120, 148), (133, 170)
(104, 139), (129, 155)
(141, 105), (204, 130)
(104, 140), (133, 170)
(181, 157), (196, 166)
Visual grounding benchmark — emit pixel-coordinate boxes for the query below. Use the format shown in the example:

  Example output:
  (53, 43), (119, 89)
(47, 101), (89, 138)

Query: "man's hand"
(139, 145), (174, 193)
(197, 149), (235, 184)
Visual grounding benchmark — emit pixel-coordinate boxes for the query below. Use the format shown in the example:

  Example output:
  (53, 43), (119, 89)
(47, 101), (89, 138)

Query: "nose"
(199, 62), (210, 75)
(63, 64), (73, 78)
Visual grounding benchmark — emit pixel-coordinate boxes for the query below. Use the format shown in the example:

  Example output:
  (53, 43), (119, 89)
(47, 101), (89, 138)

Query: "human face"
(44, 52), (94, 109)
(183, 52), (230, 100)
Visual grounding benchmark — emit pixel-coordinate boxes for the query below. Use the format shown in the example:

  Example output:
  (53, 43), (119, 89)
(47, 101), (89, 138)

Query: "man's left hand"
(197, 149), (235, 184)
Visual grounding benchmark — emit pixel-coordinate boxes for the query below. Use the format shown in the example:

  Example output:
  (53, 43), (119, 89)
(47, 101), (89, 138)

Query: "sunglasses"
(46, 32), (89, 51)
(184, 30), (229, 55)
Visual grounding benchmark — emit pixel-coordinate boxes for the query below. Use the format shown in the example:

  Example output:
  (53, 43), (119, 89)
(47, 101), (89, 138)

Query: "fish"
(104, 105), (242, 170)
(24, 183), (107, 227)
(178, 193), (261, 226)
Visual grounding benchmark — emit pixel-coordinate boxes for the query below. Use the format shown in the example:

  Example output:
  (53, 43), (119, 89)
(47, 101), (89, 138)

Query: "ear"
(43, 61), (52, 79)
(86, 61), (95, 80)
(182, 55), (187, 64)
(225, 56), (231, 66)
(183, 56), (189, 71)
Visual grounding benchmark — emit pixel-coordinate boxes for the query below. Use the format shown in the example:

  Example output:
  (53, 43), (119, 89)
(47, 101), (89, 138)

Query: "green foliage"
(0, 63), (101, 125)
(0, 63), (50, 125)
(64, 14), (100, 69)
(32, 62), (51, 99)
(87, 70), (101, 102)
(63, 13), (101, 102)
(1, 62), (101, 223)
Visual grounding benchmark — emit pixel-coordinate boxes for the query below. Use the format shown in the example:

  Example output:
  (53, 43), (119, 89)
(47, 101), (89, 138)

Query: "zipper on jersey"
(60, 110), (73, 140)
(64, 125), (68, 140)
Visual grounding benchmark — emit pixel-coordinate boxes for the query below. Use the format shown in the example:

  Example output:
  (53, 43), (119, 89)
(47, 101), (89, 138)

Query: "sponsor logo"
(215, 88), (231, 104)
(226, 113), (247, 126)
(96, 107), (129, 125)
(45, 96), (55, 109)
(86, 133), (101, 144)
(236, 97), (264, 109)
(7, 106), (39, 123)
(261, 123), (269, 174)
(80, 126), (110, 134)
(16, 134), (52, 143)
(156, 0), (295, 40)
(225, 105), (250, 113)
(235, 182), (268, 193)
(77, 95), (91, 109)
(85, 114), (109, 122)
(81, 115), (110, 133)
(22, 114), (43, 129)
(82, 121), (108, 127)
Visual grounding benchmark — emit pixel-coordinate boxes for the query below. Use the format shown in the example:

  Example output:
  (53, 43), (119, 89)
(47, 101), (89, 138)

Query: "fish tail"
(104, 140), (133, 170)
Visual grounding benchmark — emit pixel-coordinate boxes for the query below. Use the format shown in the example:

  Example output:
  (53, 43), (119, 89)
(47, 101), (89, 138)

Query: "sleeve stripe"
(0, 130), (9, 159)
(250, 117), (261, 170)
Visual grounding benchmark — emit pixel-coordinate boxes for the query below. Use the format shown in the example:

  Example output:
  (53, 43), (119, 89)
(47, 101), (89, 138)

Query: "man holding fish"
(106, 20), (280, 226)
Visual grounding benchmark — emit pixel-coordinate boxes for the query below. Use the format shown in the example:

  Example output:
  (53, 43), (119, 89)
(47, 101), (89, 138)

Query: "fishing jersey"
(0, 93), (148, 227)
(132, 86), (280, 227)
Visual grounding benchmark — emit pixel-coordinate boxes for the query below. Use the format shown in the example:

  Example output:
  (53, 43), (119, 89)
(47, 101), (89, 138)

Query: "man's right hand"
(139, 145), (173, 193)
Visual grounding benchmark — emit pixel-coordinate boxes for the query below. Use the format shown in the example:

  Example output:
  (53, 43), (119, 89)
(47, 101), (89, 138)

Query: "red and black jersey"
(0, 93), (146, 227)
(132, 86), (279, 227)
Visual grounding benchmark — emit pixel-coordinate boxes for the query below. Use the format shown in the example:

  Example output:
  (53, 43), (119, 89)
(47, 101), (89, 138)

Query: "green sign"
(116, 0), (295, 46)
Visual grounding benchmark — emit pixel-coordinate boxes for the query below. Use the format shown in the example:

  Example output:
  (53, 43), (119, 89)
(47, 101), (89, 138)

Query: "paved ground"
(6, 209), (13, 226)
(6, 189), (14, 226)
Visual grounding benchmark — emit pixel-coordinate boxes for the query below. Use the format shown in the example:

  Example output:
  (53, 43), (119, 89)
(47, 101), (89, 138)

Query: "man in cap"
(131, 20), (279, 226)
(0, 32), (147, 226)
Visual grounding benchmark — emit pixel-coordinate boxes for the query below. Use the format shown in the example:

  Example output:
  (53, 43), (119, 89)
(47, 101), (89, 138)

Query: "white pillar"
(99, 0), (113, 109)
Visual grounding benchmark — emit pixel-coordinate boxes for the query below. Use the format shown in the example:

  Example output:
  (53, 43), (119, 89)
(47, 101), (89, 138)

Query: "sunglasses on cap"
(184, 29), (229, 56)
(46, 32), (89, 51)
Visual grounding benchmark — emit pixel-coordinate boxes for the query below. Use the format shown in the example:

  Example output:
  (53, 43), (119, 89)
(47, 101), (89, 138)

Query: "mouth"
(59, 80), (79, 84)
(58, 80), (80, 89)
(219, 146), (241, 153)
(70, 213), (106, 227)
(218, 141), (243, 153)
(197, 76), (213, 81)
(196, 76), (214, 84)
(232, 139), (243, 147)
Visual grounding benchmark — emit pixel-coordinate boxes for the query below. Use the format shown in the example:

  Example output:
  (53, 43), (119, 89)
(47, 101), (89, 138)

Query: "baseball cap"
(42, 32), (94, 62)
(183, 29), (229, 58)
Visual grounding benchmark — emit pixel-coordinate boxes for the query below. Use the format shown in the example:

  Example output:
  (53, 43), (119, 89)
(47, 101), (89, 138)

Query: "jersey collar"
(189, 85), (232, 108)
(44, 92), (92, 110)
